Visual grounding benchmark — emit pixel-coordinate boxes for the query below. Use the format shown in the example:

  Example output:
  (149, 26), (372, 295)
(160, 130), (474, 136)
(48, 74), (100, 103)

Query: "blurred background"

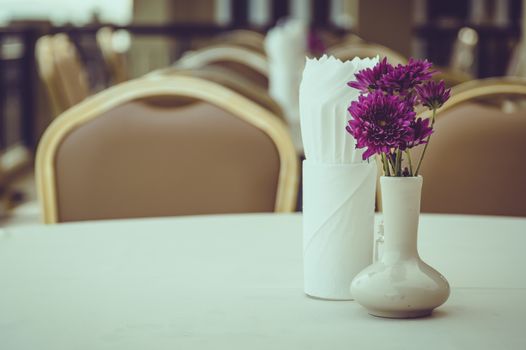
(1, 0), (525, 224)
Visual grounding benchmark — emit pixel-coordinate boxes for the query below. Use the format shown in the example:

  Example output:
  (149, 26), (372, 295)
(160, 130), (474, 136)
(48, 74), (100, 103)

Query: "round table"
(1, 213), (525, 349)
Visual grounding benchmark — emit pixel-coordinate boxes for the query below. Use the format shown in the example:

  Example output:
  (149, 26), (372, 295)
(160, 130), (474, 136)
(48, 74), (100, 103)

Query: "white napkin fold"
(265, 19), (307, 124)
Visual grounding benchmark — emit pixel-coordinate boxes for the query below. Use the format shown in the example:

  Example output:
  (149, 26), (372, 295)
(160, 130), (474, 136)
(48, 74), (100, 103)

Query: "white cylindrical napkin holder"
(303, 160), (377, 300)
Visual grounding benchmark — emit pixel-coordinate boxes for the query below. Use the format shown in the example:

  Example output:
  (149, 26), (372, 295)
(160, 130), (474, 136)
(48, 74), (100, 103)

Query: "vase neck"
(383, 225), (419, 259)
(380, 176), (422, 260)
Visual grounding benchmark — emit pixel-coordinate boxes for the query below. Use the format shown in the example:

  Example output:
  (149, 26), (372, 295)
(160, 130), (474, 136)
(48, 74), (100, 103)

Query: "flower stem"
(415, 108), (436, 176)
(405, 150), (413, 176)
(396, 149), (402, 176)
(381, 153), (391, 176)
(388, 152), (397, 176)
(393, 152), (399, 176)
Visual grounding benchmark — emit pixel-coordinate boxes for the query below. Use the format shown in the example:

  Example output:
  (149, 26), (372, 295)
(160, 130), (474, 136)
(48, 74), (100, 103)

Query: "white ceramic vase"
(350, 176), (450, 318)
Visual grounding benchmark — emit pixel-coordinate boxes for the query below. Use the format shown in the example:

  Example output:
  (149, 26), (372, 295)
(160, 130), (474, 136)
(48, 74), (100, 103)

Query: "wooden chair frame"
(36, 76), (299, 224)
(52, 34), (89, 106)
(96, 27), (128, 84)
(440, 77), (526, 114)
(36, 35), (67, 116)
(175, 45), (268, 77)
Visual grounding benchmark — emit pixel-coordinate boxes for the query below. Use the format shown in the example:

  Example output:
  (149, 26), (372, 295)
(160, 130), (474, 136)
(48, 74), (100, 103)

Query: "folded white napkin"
(300, 54), (379, 300)
(303, 162), (377, 299)
(265, 19), (307, 125)
(300, 54), (379, 163)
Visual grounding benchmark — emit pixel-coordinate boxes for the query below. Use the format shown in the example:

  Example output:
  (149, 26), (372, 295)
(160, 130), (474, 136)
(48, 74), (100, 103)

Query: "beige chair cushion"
(55, 101), (280, 222)
(415, 102), (526, 216)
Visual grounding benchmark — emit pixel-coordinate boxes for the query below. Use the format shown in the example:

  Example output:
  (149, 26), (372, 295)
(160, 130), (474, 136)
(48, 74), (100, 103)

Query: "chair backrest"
(36, 35), (68, 116)
(412, 78), (526, 216)
(327, 42), (407, 66)
(145, 65), (284, 119)
(175, 45), (269, 88)
(208, 30), (266, 54)
(36, 34), (90, 116)
(36, 76), (299, 223)
(52, 34), (90, 106)
(96, 27), (129, 84)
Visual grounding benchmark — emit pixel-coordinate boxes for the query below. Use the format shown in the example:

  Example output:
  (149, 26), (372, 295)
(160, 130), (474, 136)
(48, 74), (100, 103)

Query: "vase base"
(367, 309), (433, 319)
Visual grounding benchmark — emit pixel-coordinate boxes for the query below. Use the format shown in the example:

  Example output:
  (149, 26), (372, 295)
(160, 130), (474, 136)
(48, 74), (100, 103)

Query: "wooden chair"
(36, 76), (299, 223)
(409, 78), (526, 217)
(96, 27), (129, 85)
(35, 34), (90, 116)
(175, 45), (269, 89)
(327, 42), (408, 66)
(145, 65), (284, 119)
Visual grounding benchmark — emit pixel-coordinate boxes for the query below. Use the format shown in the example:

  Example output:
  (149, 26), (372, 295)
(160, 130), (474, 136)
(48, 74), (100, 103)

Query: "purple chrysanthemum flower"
(348, 57), (393, 92)
(380, 58), (435, 95)
(346, 91), (416, 160)
(408, 117), (433, 147)
(415, 80), (451, 109)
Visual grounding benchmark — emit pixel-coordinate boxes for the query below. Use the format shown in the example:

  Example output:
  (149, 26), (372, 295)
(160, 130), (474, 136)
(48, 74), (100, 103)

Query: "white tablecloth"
(1, 213), (525, 349)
